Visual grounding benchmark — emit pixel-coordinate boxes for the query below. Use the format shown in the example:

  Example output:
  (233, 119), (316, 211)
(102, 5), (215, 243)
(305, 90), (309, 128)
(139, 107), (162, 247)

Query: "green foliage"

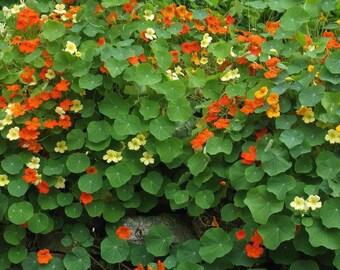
(0, 0), (339, 269)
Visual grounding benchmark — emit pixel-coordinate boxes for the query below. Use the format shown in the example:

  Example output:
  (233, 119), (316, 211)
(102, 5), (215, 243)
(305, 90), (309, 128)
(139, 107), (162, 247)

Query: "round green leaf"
(149, 116), (176, 141)
(114, 114), (141, 136)
(28, 213), (49, 233)
(123, 63), (162, 86)
(8, 180), (28, 197)
(66, 129), (85, 150)
(228, 161), (253, 190)
(103, 201), (125, 223)
(78, 174), (103, 193)
(130, 245), (154, 266)
(320, 198), (340, 229)
(154, 51), (172, 71)
(177, 262), (203, 270)
(100, 235), (130, 264)
(244, 185), (284, 224)
(71, 223), (90, 243)
(39, 257), (65, 270)
(199, 228), (233, 264)
(167, 98), (192, 122)
(145, 225), (174, 256)
(57, 193), (74, 207)
(195, 190), (214, 209)
(8, 201), (34, 225)
(325, 51), (340, 74)
(66, 153), (90, 173)
(334, 249), (340, 270)
(205, 137), (232, 155)
(280, 6), (310, 32)
(8, 244), (27, 264)
(306, 219), (340, 250)
(245, 166), (264, 183)
(157, 80), (186, 101)
(261, 147), (292, 176)
(173, 190), (189, 205)
(4, 224), (26, 245)
(267, 174), (296, 200)
(38, 191), (59, 210)
(105, 163), (132, 188)
(104, 57), (129, 79)
(43, 158), (65, 176)
(316, 151), (340, 180)
(98, 93), (129, 119)
(87, 120), (111, 143)
(156, 137), (183, 163)
(279, 130), (304, 149)
(141, 171), (163, 195)
(258, 215), (295, 250)
(65, 203), (83, 219)
(1, 154), (24, 175)
(79, 74), (103, 90)
(42, 21), (65, 41)
(299, 86), (324, 107)
(221, 204), (240, 222)
(116, 184), (134, 201)
(289, 260), (319, 270)
(85, 201), (104, 217)
(64, 247), (91, 270)
(177, 239), (201, 263)
(0, 253), (11, 270)
(187, 153), (210, 176)
(140, 99), (160, 120)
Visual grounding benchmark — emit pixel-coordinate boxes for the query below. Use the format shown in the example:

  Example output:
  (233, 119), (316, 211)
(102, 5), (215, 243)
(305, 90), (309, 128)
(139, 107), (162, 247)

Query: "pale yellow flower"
(145, 28), (156, 40)
(140, 152), (154, 165)
(128, 138), (141, 150)
(34, 174), (42, 186)
(216, 58), (225, 65)
(45, 69), (56, 80)
(143, 10), (154, 21)
(306, 195), (322, 210)
(54, 141), (68, 153)
(103, 150), (122, 163)
(325, 129), (340, 144)
(302, 110), (315, 123)
(55, 106), (65, 118)
(0, 121), (5, 131)
(221, 68), (240, 82)
(7, 127), (20, 141)
(26, 156), (40, 169)
(54, 4), (66, 14)
(290, 196), (307, 211)
(0, 174), (9, 187)
(75, 51), (82, 57)
(55, 176), (66, 189)
(136, 134), (147, 145)
(200, 57), (208, 65)
(64, 41), (77, 55)
(70, 99), (83, 113)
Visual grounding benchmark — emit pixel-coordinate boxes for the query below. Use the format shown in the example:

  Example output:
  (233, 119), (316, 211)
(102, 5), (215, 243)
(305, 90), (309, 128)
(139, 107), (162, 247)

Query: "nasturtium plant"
(0, 0), (339, 269)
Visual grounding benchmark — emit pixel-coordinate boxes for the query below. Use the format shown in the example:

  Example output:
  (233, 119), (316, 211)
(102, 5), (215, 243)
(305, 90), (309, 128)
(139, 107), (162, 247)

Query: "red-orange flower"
(20, 66), (35, 84)
(213, 118), (230, 129)
(37, 249), (52, 264)
(157, 260), (165, 270)
(86, 166), (97, 174)
(18, 38), (40, 54)
(116, 226), (131, 239)
(191, 128), (214, 149)
(134, 264), (145, 270)
(22, 168), (38, 184)
(211, 216), (219, 227)
(236, 229), (246, 240)
(241, 146), (256, 165)
(19, 127), (40, 140)
(245, 243), (264, 258)
(37, 181), (49, 194)
(97, 37), (106, 47)
(54, 79), (70, 92)
(256, 128), (268, 142)
(265, 21), (280, 35)
(80, 192), (93, 206)
(25, 117), (41, 131)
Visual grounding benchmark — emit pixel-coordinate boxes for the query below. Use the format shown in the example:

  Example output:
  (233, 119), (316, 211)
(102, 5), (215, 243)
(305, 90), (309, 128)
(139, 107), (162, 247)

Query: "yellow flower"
(307, 65), (314, 72)
(145, 28), (156, 40)
(325, 129), (340, 144)
(54, 141), (68, 153)
(64, 41), (77, 55)
(254, 86), (268, 99)
(103, 149), (122, 163)
(220, 68), (240, 82)
(70, 99), (83, 113)
(200, 57), (208, 65)
(7, 126), (20, 141)
(302, 110), (315, 123)
(140, 152), (154, 165)
(45, 69), (56, 80)
(75, 51), (82, 57)
(143, 10), (154, 21)
(55, 106), (65, 117)
(266, 93), (279, 105)
(136, 134), (147, 145)
(3, 114), (13, 125)
(54, 4), (66, 14)
(290, 196), (307, 211)
(55, 176), (66, 189)
(266, 104), (280, 118)
(306, 195), (322, 210)
(0, 174), (10, 187)
(128, 138), (141, 150)
(216, 57), (225, 65)
(0, 121), (5, 131)
(296, 106), (309, 116)
(26, 156), (40, 169)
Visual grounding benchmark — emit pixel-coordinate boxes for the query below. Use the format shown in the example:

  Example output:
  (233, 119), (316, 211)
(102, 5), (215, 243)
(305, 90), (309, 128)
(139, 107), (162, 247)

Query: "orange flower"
(19, 127), (40, 140)
(139, 53), (147, 63)
(44, 119), (58, 129)
(236, 229), (246, 240)
(179, 23), (190, 35)
(0, 96), (7, 108)
(240, 100), (256, 115)
(128, 56), (139, 65)
(157, 260), (165, 270)
(37, 249), (52, 264)
(26, 96), (43, 110)
(16, 8), (40, 30)
(62, 0), (75, 4)
(213, 118), (230, 129)
(266, 93), (279, 105)
(122, 0), (137, 14)
(225, 14), (235, 25)
(191, 128), (214, 149)
(22, 168), (38, 183)
(80, 192), (93, 206)
(11, 102), (26, 118)
(250, 230), (263, 245)
(86, 166), (97, 174)
(116, 226), (131, 239)
(211, 216), (219, 227)
(20, 66), (35, 84)
(54, 79), (70, 92)
(265, 57), (281, 67)
(20, 139), (43, 153)
(18, 38), (40, 54)
(245, 243), (264, 258)
(60, 99), (73, 111)
(266, 104), (280, 118)
(57, 115), (72, 129)
(134, 264), (145, 270)
(241, 146), (256, 165)
(265, 21), (280, 35)
(255, 128), (268, 142)
(254, 86), (268, 99)
(25, 117), (41, 131)
(37, 181), (49, 194)
(97, 37), (106, 47)
(12, 35), (22, 45)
